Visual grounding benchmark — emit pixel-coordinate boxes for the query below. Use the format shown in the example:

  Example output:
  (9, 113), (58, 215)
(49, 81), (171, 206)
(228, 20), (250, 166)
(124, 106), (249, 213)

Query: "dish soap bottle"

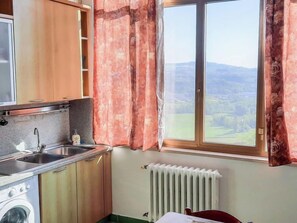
(72, 129), (80, 145)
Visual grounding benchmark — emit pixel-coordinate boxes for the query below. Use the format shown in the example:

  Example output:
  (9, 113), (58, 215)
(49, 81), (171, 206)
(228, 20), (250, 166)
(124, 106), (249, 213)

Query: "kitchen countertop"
(0, 172), (34, 188)
(0, 144), (112, 188)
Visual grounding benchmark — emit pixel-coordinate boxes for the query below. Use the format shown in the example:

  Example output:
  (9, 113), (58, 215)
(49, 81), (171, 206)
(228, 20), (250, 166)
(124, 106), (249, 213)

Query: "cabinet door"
(13, 0), (54, 104)
(39, 164), (77, 223)
(0, 18), (15, 105)
(52, 2), (82, 101)
(77, 155), (105, 223)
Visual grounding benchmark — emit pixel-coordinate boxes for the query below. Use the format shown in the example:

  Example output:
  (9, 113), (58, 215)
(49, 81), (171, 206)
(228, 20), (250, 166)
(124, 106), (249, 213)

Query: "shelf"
(82, 71), (89, 97)
(79, 8), (92, 98)
(80, 11), (88, 37)
(0, 14), (13, 19)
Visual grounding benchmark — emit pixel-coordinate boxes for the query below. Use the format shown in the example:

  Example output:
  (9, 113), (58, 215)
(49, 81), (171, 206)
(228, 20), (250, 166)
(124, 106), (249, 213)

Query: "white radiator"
(147, 163), (222, 222)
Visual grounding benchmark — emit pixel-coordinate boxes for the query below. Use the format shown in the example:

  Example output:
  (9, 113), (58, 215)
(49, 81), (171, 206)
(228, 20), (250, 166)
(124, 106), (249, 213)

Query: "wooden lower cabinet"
(77, 155), (105, 223)
(39, 163), (77, 223)
(39, 153), (112, 223)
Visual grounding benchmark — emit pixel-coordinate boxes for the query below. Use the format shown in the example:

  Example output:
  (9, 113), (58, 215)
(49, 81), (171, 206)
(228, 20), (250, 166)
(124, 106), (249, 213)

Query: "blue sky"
(164, 0), (260, 68)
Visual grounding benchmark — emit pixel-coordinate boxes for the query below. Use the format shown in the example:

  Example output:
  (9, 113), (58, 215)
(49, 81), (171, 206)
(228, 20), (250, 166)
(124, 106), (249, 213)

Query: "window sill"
(160, 146), (268, 164)
(117, 146), (297, 167)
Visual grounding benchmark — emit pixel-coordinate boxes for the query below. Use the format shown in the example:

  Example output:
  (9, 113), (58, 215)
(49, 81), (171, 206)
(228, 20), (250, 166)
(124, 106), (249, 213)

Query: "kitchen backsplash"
(0, 98), (94, 157)
(0, 111), (70, 156)
(69, 98), (94, 145)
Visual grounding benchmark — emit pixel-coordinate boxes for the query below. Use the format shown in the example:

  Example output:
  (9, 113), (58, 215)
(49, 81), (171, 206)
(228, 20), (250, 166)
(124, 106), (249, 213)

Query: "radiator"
(147, 163), (222, 222)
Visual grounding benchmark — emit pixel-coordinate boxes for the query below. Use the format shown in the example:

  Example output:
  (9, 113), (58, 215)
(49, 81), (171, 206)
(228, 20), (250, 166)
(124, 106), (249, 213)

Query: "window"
(164, 0), (265, 156)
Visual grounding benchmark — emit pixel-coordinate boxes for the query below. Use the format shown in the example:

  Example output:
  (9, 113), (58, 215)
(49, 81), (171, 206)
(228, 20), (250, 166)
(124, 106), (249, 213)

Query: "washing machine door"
(0, 199), (35, 223)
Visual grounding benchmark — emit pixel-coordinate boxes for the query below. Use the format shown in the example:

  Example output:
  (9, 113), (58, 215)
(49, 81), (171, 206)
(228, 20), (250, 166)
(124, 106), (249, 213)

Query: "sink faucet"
(34, 128), (46, 153)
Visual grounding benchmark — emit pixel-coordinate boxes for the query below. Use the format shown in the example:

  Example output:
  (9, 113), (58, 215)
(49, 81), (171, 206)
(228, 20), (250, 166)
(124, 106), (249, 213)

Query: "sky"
(164, 0), (260, 68)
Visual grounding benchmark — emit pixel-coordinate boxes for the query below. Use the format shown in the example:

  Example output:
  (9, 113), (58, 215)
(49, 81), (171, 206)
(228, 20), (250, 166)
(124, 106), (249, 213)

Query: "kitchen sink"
(17, 153), (65, 164)
(45, 146), (93, 156)
(17, 145), (95, 164)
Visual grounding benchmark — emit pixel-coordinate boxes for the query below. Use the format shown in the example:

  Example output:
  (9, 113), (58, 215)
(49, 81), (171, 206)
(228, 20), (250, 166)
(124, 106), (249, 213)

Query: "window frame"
(163, 0), (266, 157)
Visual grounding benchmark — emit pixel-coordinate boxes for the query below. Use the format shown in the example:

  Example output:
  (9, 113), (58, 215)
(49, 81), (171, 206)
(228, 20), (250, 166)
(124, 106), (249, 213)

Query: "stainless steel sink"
(17, 145), (94, 164)
(45, 146), (94, 156)
(17, 153), (65, 164)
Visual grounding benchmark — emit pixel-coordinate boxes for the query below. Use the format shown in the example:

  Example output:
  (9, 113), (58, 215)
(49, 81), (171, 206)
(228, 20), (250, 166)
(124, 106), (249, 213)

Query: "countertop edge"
(0, 173), (34, 188)
(0, 145), (112, 188)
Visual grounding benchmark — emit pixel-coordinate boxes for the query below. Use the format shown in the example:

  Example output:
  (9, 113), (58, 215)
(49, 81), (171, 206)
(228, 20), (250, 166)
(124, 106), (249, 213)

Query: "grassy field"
(165, 113), (256, 146)
(165, 114), (195, 140)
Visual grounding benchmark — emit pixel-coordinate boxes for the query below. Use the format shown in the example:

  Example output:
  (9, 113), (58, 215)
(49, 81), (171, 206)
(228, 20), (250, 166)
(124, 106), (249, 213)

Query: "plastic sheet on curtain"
(156, 0), (164, 150)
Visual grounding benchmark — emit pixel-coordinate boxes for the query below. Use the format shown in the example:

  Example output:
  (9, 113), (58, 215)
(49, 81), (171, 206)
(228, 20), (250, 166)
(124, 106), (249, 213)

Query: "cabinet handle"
(85, 157), (96, 162)
(53, 166), (67, 173)
(29, 99), (44, 103)
(85, 155), (102, 164)
(62, 97), (71, 100)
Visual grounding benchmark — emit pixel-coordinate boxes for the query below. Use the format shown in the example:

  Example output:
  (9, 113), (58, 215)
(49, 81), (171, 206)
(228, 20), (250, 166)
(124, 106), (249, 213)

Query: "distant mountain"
(165, 62), (258, 102)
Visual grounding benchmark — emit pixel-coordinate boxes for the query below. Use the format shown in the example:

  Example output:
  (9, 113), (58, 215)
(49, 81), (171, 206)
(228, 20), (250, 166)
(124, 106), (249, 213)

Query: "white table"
(156, 212), (223, 223)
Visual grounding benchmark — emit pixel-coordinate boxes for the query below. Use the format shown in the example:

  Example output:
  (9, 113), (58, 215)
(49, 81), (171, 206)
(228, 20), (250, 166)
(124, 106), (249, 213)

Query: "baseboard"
(98, 214), (151, 223)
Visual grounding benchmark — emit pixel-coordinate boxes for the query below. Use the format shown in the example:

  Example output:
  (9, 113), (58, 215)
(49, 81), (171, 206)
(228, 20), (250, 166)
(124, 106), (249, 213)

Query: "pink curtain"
(265, 0), (297, 166)
(93, 0), (160, 150)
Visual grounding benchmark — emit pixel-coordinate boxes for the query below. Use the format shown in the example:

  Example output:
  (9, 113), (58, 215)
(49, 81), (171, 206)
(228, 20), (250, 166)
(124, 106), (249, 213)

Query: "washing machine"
(0, 176), (40, 223)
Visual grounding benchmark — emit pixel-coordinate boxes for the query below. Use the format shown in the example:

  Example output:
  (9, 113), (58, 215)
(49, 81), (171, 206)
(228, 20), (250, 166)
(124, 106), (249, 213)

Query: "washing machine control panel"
(0, 182), (31, 203)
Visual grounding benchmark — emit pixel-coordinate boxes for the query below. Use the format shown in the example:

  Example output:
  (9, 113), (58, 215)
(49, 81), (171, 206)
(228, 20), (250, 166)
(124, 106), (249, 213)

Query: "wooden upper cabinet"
(13, 0), (54, 104)
(76, 155), (105, 223)
(39, 164), (78, 223)
(52, 1), (82, 101)
(13, 0), (83, 104)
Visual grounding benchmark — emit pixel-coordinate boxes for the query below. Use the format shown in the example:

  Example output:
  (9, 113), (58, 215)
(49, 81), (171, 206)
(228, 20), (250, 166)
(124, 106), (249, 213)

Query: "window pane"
(204, 0), (260, 146)
(164, 5), (196, 140)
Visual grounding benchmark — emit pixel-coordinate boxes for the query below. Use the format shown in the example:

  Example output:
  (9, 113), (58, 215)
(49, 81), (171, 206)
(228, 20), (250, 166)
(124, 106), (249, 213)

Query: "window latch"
(258, 128), (264, 141)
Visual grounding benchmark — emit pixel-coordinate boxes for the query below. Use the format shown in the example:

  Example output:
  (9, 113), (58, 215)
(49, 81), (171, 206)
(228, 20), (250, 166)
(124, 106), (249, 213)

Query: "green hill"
(164, 62), (258, 146)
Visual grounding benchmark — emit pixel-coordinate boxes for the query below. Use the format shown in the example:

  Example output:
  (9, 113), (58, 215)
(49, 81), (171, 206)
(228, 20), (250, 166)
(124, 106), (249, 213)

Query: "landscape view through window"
(164, 0), (260, 147)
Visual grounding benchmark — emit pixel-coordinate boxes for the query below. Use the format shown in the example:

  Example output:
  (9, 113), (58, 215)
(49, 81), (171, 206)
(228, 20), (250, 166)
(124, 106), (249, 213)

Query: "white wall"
(112, 147), (297, 223)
